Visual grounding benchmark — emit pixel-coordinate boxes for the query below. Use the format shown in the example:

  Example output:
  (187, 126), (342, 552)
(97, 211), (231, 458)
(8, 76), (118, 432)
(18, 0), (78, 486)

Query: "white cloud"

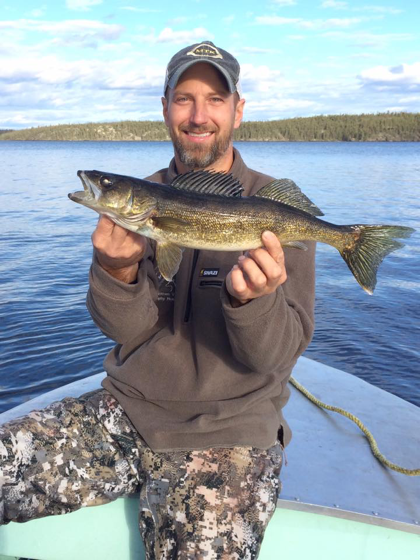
(384, 105), (409, 112)
(320, 2), (402, 15)
(240, 63), (285, 94)
(28, 5), (47, 18)
(270, 0), (297, 5)
(1, 113), (37, 125)
(398, 95), (420, 103)
(0, 55), (97, 85)
(321, 30), (413, 48)
(355, 5), (402, 15)
(222, 15), (235, 25)
(255, 16), (363, 29)
(66, 0), (102, 11)
(0, 52), (164, 93)
(167, 14), (207, 25)
(255, 16), (300, 26)
(0, 49), (167, 128)
(120, 6), (161, 13)
(150, 27), (214, 44)
(350, 52), (376, 59)
(0, 19), (124, 42)
(167, 17), (188, 25)
(359, 63), (420, 90)
(238, 47), (280, 54)
(246, 98), (317, 114)
(104, 65), (165, 90)
(321, 1), (348, 9)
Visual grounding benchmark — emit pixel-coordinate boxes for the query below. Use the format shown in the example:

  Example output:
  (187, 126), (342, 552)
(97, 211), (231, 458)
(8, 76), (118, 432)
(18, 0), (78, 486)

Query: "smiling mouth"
(183, 130), (215, 141)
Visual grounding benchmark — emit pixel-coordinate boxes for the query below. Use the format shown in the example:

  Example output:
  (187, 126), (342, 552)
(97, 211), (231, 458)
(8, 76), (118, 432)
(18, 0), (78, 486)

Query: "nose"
(190, 99), (208, 127)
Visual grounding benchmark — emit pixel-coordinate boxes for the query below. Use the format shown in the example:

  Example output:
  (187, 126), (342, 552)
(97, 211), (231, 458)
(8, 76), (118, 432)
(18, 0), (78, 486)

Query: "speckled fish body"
(69, 169), (414, 293)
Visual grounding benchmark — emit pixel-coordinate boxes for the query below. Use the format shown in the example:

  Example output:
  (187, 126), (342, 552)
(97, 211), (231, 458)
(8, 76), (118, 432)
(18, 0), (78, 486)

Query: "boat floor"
(0, 357), (419, 559)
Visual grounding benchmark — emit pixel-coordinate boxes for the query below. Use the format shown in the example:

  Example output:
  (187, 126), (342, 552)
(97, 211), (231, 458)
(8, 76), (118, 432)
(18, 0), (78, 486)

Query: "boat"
(0, 356), (419, 559)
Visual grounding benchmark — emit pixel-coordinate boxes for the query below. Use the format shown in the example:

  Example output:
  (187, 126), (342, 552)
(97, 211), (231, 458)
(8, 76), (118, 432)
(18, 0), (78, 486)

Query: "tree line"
(1, 113), (419, 142)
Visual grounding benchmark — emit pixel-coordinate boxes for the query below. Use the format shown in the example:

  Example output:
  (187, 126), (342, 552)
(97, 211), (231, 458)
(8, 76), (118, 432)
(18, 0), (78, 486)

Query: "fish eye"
(100, 176), (114, 189)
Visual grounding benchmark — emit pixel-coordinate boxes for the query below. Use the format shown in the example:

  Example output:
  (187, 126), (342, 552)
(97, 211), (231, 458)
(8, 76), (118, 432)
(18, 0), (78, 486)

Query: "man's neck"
(174, 146), (234, 174)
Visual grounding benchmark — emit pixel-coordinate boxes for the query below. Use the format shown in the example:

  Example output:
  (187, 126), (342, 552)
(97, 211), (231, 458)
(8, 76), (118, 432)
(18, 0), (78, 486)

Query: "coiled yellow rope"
(289, 376), (420, 476)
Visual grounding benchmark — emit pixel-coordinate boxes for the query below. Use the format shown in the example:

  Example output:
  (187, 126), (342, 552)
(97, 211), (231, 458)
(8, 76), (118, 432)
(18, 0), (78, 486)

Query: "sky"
(1, 0), (419, 128)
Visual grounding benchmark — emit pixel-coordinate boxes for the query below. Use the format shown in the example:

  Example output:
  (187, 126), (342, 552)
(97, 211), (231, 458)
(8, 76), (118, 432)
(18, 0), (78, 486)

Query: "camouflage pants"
(0, 389), (283, 559)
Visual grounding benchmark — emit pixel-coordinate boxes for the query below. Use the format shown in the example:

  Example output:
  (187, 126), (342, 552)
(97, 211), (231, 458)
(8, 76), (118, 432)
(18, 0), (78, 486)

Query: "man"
(0, 41), (315, 558)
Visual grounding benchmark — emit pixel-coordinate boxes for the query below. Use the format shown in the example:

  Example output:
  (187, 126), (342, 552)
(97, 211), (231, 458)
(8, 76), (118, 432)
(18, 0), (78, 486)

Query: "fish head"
(69, 170), (135, 215)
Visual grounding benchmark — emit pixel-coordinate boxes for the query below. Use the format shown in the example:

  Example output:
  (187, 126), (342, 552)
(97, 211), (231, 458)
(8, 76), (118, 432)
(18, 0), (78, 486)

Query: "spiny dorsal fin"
(171, 170), (243, 197)
(255, 179), (324, 216)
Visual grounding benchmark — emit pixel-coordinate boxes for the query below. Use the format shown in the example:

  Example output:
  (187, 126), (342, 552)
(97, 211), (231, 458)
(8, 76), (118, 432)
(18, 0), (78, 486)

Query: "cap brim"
(165, 60), (237, 94)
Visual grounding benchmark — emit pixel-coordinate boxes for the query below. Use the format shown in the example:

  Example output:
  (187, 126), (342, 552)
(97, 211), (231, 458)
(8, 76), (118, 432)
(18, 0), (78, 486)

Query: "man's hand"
(226, 231), (287, 307)
(92, 215), (147, 283)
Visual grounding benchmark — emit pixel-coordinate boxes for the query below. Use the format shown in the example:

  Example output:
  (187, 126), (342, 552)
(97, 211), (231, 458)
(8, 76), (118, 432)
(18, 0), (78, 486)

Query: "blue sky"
(1, 0), (419, 128)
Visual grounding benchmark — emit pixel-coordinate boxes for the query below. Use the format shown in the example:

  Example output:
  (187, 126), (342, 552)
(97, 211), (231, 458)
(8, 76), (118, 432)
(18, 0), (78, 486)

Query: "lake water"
(0, 141), (419, 413)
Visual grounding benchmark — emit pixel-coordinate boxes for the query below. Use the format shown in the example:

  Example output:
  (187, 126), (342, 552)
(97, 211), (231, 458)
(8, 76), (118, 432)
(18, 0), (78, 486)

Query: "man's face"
(162, 62), (245, 170)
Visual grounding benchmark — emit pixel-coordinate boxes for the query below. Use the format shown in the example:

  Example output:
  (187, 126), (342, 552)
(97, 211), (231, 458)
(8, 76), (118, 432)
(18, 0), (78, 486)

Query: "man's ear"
(162, 96), (169, 127)
(234, 98), (245, 130)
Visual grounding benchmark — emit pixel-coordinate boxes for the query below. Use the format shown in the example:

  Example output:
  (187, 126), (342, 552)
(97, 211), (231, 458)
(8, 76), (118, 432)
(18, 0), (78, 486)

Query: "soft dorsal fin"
(170, 170), (244, 197)
(254, 179), (324, 216)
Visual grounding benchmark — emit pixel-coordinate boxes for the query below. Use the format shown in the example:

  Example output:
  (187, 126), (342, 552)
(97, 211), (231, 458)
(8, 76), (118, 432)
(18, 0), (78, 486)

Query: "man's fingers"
(226, 232), (287, 305)
(230, 265), (248, 294)
(238, 255), (267, 292)
(95, 215), (115, 236)
(93, 215), (129, 248)
(245, 248), (284, 288)
(261, 231), (282, 263)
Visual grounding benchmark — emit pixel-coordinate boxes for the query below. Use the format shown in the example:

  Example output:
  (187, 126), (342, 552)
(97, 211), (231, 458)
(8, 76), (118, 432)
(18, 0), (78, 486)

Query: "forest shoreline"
(1, 112), (419, 142)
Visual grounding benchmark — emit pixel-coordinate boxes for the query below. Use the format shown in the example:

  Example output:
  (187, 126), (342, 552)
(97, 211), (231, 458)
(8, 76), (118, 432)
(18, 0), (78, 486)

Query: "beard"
(170, 126), (233, 170)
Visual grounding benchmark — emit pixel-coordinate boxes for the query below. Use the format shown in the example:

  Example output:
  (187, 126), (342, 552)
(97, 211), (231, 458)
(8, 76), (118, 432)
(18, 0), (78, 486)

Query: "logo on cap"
(187, 43), (223, 59)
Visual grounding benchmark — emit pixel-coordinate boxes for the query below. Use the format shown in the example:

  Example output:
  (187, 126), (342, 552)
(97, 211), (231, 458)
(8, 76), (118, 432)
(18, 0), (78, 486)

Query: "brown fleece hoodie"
(86, 148), (316, 451)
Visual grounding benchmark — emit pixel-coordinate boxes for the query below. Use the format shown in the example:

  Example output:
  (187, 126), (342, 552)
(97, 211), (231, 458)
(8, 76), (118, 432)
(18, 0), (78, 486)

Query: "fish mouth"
(68, 171), (101, 205)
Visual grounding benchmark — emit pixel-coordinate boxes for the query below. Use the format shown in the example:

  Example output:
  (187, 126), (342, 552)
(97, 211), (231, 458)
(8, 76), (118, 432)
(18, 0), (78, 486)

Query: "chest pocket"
(196, 251), (241, 290)
(184, 250), (241, 324)
(190, 251), (241, 345)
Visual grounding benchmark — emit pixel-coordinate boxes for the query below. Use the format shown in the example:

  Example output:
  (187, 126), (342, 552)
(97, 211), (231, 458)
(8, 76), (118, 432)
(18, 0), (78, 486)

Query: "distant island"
(1, 112), (419, 142)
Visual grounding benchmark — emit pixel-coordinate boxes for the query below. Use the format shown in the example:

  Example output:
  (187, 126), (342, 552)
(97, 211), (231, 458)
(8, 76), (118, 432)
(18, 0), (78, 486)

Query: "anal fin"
(282, 241), (308, 251)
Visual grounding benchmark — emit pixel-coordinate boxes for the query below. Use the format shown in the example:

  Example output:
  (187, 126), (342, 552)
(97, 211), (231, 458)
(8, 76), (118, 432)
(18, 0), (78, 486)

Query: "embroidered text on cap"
(187, 43), (223, 59)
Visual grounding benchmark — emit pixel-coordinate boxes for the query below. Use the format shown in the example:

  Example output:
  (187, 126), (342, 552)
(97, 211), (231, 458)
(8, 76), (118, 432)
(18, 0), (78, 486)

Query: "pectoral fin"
(152, 216), (192, 233)
(156, 242), (184, 281)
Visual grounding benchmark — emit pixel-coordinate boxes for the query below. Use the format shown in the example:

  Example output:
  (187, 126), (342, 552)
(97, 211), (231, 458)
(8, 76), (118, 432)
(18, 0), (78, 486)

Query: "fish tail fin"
(340, 225), (414, 294)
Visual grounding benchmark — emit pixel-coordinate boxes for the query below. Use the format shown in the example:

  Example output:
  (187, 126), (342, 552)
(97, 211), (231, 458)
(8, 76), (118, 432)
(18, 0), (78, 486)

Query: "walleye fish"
(69, 169), (414, 294)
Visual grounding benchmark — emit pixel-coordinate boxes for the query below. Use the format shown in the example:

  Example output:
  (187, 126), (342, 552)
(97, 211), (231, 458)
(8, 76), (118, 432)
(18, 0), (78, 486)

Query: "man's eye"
(210, 97), (223, 103)
(176, 97), (188, 103)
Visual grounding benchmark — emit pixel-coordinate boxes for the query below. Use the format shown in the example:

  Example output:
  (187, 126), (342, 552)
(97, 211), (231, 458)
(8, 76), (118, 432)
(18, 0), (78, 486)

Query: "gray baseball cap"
(164, 40), (242, 97)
